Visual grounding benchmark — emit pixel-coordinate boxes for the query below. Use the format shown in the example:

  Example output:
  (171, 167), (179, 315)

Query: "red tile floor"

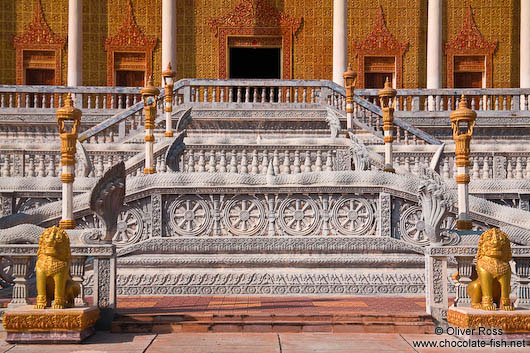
(115, 296), (429, 316)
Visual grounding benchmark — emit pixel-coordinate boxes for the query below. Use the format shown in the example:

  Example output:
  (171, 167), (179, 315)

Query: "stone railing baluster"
(230, 150), (238, 173)
(7, 256), (31, 308)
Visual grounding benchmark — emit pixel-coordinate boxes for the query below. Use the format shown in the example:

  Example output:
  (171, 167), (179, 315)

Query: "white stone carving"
(222, 195), (266, 236)
(168, 196), (212, 236)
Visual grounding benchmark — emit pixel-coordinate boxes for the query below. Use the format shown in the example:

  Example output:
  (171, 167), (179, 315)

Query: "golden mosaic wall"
(445, 0), (518, 88)
(0, 0), (521, 87)
(0, 1), (16, 84)
(349, 0), (424, 88)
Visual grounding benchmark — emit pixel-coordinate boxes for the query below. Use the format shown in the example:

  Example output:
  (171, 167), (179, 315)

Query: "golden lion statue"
(467, 228), (514, 311)
(35, 226), (80, 309)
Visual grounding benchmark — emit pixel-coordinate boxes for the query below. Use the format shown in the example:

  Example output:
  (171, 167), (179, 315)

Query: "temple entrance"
(229, 47), (281, 79)
(116, 70), (145, 87)
(365, 72), (393, 89)
(25, 69), (55, 85)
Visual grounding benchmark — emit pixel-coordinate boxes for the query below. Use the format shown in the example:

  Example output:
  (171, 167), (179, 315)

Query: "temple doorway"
(229, 47), (281, 79)
(116, 70), (145, 87)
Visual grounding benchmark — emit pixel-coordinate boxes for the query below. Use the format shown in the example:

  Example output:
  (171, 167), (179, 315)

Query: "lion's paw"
(34, 304), (46, 309)
(52, 304), (65, 309)
(501, 304), (515, 311)
(481, 304), (497, 311)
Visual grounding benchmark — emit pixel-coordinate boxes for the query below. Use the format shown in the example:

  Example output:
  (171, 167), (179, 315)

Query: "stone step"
(111, 312), (435, 334)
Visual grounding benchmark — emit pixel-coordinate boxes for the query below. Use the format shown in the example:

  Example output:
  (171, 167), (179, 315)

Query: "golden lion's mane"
(476, 228), (512, 263)
(36, 226), (71, 275)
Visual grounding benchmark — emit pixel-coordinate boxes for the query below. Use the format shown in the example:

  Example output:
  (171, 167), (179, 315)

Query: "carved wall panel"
(105, 2), (157, 87)
(207, 0), (301, 79)
(162, 193), (378, 238)
(350, 1), (420, 88)
(353, 6), (408, 89)
(445, 0), (517, 88)
(13, 0), (67, 85)
(444, 6), (497, 88)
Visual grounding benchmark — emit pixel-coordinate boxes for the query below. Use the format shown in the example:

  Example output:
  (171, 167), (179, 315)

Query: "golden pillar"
(450, 95), (476, 230)
(378, 78), (397, 173)
(56, 94), (81, 229)
(141, 76), (160, 174)
(343, 63), (356, 132)
(162, 62), (177, 137)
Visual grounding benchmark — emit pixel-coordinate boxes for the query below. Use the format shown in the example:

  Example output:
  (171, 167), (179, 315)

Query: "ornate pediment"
(354, 6), (408, 54)
(13, 0), (66, 48)
(445, 6), (497, 54)
(207, 0), (302, 36)
(104, 2), (156, 51)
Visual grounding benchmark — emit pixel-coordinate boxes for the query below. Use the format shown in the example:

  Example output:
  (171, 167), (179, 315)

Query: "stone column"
(425, 250), (448, 320)
(67, 0), (82, 86)
(426, 0), (442, 111)
(162, 0), (177, 82)
(333, 0), (347, 85)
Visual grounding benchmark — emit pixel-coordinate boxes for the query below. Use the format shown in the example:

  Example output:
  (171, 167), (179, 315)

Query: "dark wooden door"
(454, 72), (483, 88)
(115, 70), (144, 108)
(25, 69), (55, 108)
(365, 73), (393, 89)
(116, 70), (145, 87)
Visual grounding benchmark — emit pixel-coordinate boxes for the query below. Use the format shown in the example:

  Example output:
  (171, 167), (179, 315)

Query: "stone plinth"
(2, 306), (99, 344)
(448, 306), (530, 333)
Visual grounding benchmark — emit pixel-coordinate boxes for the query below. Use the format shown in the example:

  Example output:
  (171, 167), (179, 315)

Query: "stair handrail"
(77, 80), (187, 143)
(321, 81), (443, 145)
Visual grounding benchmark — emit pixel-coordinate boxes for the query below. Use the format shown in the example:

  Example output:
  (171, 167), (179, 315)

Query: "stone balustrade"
(181, 145), (348, 174)
(425, 245), (530, 320)
(355, 88), (530, 113)
(0, 85), (143, 110)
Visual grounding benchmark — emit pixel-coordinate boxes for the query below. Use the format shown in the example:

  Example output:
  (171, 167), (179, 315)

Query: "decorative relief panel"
(444, 6), (497, 88)
(162, 193), (377, 238)
(207, 0), (302, 79)
(350, 1), (421, 88)
(445, 0), (516, 88)
(13, 0), (66, 85)
(105, 1), (157, 86)
(353, 6), (408, 88)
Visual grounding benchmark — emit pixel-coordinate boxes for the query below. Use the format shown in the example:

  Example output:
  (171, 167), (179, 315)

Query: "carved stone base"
(6, 327), (95, 344)
(447, 306), (530, 333)
(2, 306), (99, 343)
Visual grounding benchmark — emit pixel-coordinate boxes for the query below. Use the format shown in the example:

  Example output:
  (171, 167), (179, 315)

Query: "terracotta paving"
(116, 296), (428, 316)
(2, 332), (529, 353)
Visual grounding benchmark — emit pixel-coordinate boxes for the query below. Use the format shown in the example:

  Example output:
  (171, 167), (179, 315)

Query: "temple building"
(0, 0), (522, 89)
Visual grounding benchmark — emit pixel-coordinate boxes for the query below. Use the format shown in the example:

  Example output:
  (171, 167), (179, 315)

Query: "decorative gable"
(445, 6), (497, 54)
(13, 0), (66, 85)
(207, 0), (302, 79)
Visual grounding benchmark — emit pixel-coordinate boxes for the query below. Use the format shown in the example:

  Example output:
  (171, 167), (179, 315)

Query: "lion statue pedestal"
(447, 229), (530, 341)
(2, 226), (99, 344)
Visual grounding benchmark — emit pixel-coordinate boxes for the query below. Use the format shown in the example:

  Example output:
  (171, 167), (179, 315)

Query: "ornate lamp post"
(378, 77), (397, 173)
(162, 62), (176, 137)
(56, 93), (81, 229)
(450, 95), (476, 230)
(343, 63), (356, 131)
(141, 76), (160, 174)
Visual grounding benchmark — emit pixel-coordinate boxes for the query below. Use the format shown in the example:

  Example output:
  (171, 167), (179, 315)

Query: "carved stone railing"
(0, 85), (142, 111)
(355, 88), (530, 113)
(0, 244), (116, 326)
(181, 143), (350, 174)
(425, 245), (530, 321)
(0, 144), (141, 178)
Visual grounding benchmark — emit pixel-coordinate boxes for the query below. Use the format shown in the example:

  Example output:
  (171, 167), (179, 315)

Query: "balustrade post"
(454, 256), (474, 307)
(514, 257), (530, 309)
(425, 249), (448, 319)
(70, 256), (88, 307)
(8, 256), (30, 308)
